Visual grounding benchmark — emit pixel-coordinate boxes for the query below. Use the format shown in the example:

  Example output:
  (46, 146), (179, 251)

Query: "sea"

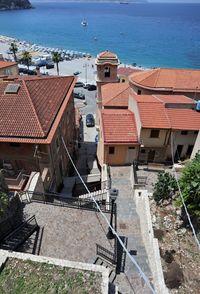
(0, 1), (200, 69)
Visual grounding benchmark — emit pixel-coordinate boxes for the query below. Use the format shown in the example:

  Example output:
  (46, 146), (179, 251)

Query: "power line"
(170, 132), (200, 250)
(62, 137), (157, 294)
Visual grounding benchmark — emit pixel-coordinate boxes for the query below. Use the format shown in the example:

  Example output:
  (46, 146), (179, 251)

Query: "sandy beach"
(0, 35), (97, 83)
(0, 34), (144, 83)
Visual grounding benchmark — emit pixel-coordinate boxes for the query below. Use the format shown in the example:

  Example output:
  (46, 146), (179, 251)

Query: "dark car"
(86, 114), (95, 127)
(87, 84), (97, 91)
(73, 71), (81, 76)
(74, 82), (84, 88)
(46, 62), (54, 69)
(74, 92), (85, 100)
(95, 134), (99, 144)
(83, 83), (90, 89)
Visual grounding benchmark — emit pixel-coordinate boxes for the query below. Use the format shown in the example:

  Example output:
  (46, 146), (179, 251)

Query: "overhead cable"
(62, 137), (157, 294)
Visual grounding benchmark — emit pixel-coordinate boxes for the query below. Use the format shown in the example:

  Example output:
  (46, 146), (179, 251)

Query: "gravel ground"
(23, 202), (114, 264)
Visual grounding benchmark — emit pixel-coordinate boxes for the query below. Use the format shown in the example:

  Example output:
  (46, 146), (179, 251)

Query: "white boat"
(81, 20), (88, 26)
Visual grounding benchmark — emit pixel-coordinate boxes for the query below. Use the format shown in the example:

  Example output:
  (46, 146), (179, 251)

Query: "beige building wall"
(130, 83), (200, 100)
(166, 130), (198, 159)
(0, 65), (19, 76)
(141, 129), (169, 147)
(128, 95), (142, 137)
(191, 131), (200, 159)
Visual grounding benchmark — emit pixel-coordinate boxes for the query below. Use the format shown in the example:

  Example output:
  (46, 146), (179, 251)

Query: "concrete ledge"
(0, 249), (109, 294)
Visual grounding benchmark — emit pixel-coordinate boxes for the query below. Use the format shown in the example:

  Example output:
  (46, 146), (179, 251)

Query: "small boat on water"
(81, 20), (88, 26)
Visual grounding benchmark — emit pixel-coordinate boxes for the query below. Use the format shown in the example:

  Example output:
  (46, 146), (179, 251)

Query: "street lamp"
(107, 188), (118, 239)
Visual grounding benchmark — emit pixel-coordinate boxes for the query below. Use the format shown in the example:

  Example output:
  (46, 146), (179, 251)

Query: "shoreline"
(0, 34), (148, 81)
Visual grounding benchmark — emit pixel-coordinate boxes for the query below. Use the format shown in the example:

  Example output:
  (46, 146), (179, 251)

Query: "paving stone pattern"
(110, 166), (153, 294)
(23, 202), (114, 264)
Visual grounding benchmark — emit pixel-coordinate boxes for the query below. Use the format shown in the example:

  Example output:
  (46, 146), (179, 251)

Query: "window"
(140, 149), (145, 154)
(128, 147), (135, 150)
(194, 130), (198, 135)
(150, 129), (160, 138)
(104, 67), (110, 78)
(186, 145), (194, 157)
(181, 130), (188, 135)
(122, 79), (125, 83)
(9, 143), (20, 147)
(137, 89), (141, 95)
(109, 146), (115, 154)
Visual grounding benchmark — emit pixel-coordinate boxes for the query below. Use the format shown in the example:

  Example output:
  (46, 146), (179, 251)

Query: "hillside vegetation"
(0, 0), (32, 10)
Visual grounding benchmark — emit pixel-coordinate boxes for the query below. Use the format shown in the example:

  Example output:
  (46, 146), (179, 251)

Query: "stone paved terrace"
(110, 166), (154, 294)
(23, 202), (114, 264)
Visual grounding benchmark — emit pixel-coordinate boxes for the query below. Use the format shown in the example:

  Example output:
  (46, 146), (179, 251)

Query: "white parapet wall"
(0, 249), (109, 294)
(134, 189), (168, 294)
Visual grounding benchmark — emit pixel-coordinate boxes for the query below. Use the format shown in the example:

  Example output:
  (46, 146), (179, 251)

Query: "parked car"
(46, 62), (54, 69)
(74, 92), (85, 100)
(74, 82), (84, 88)
(95, 134), (99, 144)
(73, 71), (81, 76)
(87, 84), (97, 91)
(83, 83), (90, 89)
(86, 114), (95, 127)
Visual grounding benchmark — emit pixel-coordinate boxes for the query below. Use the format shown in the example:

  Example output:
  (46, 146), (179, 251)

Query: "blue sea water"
(0, 2), (200, 68)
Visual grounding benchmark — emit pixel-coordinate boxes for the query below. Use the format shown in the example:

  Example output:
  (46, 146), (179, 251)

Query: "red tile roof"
(101, 83), (131, 107)
(101, 109), (138, 144)
(98, 51), (117, 59)
(0, 61), (17, 69)
(131, 94), (200, 130)
(0, 75), (75, 143)
(129, 68), (200, 92)
(118, 67), (142, 77)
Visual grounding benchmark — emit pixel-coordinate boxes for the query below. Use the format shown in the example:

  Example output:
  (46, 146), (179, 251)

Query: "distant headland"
(0, 0), (32, 11)
(30, 0), (147, 3)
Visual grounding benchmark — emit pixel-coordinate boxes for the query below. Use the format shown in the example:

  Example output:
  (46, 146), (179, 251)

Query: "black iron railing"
(96, 244), (116, 265)
(0, 215), (38, 251)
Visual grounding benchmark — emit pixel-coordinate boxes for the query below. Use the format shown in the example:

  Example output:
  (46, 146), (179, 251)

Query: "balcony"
(3, 170), (30, 192)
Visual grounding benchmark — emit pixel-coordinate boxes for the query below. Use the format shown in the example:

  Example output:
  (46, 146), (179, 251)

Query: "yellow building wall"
(104, 145), (138, 165)
(0, 65), (19, 76)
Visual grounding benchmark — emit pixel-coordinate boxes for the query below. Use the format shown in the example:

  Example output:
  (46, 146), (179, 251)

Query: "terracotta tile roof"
(130, 68), (200, 92)
(0, 61), (17, 69)
(101, 109), (138, 144)
(0, 75), (75, 142)
(101, 83), (131, 107)
(167, 109), (200, 130)
(132, 94), (200, 130)
(98, 51), (117, 59)
(132, 94), (195, 104)
(118, 67), (142, 77)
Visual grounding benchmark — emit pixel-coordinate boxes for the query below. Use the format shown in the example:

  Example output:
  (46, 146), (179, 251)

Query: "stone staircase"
(109, 166), (153, 293)
(0, 215), (39, 251)
(94, 256), (117, 294)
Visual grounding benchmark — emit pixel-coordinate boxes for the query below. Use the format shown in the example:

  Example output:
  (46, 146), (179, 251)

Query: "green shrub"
(153, 171), (178, 205)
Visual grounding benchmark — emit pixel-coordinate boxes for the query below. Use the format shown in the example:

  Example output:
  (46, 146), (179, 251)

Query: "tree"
(179, 153), (200, 217)
(52, 52), (61, 75)
(9, 42), (18, 62)
(153, 171), (178, 205)
(22, 51), (32, 70)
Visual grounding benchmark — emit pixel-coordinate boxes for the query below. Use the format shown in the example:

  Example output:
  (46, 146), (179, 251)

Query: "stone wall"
(134, 189), (168, 294)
